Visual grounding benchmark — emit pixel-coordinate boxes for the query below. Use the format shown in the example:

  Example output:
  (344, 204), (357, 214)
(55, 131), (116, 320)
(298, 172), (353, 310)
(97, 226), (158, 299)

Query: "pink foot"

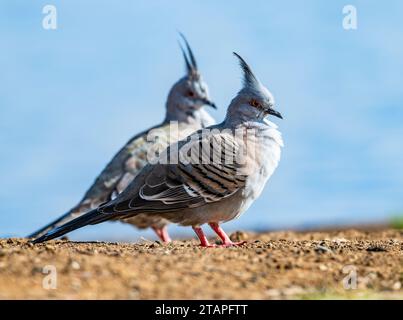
(159, 226), (172, 243)
(152, 226), (172, 243)
(208, 222), (247, 247)
(192, 226), (216, 248)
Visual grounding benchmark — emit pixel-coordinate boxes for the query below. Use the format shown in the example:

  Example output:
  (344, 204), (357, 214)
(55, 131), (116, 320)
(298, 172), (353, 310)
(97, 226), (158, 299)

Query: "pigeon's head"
(166, 34), (216, 120)
(229, 52), (282, 122)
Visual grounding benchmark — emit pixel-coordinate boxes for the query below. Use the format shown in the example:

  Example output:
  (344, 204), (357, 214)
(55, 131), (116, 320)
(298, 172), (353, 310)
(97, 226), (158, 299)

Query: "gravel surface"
(0, 229), (402, 299)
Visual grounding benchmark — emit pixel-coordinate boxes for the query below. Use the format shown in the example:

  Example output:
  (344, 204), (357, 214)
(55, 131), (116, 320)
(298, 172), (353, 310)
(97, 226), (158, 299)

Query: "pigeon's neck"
(165, 101), (192, 123)
(164, 99), (214, 128)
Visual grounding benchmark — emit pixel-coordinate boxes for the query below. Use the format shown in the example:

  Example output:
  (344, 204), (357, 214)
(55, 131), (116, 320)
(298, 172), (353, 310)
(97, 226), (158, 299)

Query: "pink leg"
(208, 222), (246, 247)
(159, 226), (172, 243)
(152, 226), (172, 243)
(192, 226), (216, 248)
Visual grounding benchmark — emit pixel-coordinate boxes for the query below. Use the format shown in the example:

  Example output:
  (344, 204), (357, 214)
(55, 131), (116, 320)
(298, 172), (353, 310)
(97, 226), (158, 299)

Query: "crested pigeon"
(32, 52), (283, 247)
(28, 34), (216, 243)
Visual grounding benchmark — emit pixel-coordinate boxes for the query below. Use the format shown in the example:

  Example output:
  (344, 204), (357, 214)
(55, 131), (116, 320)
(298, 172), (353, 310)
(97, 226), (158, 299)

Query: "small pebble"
(392, 282), (401, 291)
(71, 261), (80, 270)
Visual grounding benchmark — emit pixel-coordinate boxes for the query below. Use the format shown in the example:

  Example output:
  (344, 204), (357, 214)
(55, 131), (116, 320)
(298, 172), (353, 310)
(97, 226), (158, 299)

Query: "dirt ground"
(0, 228), (402, 299)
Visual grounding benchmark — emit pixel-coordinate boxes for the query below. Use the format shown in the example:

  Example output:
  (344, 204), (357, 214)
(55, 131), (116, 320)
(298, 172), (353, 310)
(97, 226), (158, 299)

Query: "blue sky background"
(1, 0), (402, 241)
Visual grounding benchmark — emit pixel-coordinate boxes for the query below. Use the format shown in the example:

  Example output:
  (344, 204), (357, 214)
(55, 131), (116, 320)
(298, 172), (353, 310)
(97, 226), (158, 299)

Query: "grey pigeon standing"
(28, 35), (216, 243)
(32, 52), (283, 247)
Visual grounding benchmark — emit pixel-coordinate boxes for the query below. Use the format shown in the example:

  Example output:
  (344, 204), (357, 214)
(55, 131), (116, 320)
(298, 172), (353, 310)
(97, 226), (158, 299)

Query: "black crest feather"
(178, 32), (198, 76)
(233, 52), (258, 88)
(179, 42), (192, 74)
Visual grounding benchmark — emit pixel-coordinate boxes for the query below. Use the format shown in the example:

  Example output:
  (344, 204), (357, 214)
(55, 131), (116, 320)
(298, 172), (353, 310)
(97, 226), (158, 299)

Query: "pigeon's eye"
(187, 90), (195, 97)
(249, 99), (261, 108)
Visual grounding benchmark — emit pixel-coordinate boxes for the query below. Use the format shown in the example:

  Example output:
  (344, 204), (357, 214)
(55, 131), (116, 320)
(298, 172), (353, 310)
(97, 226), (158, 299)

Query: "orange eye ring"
(249, 99), (261, 108)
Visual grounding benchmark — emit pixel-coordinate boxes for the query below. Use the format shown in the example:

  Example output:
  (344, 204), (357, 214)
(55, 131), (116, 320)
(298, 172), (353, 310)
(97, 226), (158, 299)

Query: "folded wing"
(100, 131), (247, 215)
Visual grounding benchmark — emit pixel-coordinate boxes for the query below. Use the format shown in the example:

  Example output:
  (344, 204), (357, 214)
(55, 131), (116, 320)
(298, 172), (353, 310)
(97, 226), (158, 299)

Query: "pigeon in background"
(28, 34), (216, 243)
(32, 52), (283, 247)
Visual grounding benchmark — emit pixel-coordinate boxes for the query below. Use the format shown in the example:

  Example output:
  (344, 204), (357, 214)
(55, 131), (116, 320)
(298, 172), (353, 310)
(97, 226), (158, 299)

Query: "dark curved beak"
(268, 108), (283, 119)
(201, 98), (217, 109)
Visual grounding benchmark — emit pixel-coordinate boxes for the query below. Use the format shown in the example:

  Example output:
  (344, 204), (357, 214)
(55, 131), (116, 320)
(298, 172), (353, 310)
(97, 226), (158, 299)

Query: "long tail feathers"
(31, 209), (112, 244)
(27, 209), (77, 239)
